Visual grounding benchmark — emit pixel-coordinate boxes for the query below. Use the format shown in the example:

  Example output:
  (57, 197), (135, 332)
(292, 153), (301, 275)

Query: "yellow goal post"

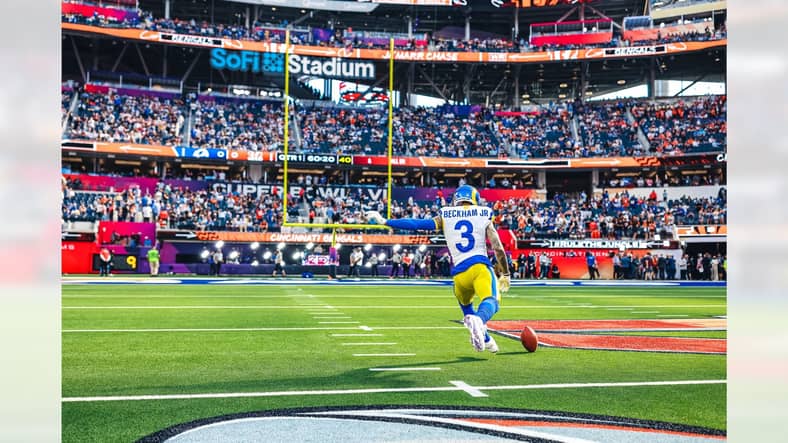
(281, 32), (395, 231)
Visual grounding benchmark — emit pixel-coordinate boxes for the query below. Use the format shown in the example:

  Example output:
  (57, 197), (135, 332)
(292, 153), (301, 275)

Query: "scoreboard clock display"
(92, 254), (138, 272)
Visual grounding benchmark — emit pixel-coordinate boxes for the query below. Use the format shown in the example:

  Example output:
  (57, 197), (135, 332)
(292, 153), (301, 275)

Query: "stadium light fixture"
(418, 245), (427, 252)
(228, 251), (239, 260)
(252, 260), (259, 267)
(378, 253), (387, 261)
(215, 240), (224, 249)
(200, 250), (210, 259)
(250, 242), (260, 250)
(585, 91), (593, 96)
(364, 244), (373, 251)
(408, 253), (415, 260)
(277, 242), (286, 250)
(365, 262), (372, 268)
(292, 252), (302, 260)
(617, 79), (626, 85)
(306, 242), (315, 250)
(558, 94), (567, 99)
(393, 244), (401, 252)
(336, 244), (342, 250)
(559, 83), (568, 88)
(263, 251), (272, 260)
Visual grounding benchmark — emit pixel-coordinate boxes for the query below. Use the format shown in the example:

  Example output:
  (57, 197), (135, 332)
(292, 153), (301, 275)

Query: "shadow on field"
(127, 356), (497, 394)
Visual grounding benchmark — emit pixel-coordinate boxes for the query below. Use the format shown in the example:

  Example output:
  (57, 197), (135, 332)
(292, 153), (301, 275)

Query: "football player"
(366, 185), (510, 353)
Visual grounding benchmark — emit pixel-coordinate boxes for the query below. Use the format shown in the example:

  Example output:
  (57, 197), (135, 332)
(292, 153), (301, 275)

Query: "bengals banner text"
(62, 23), (726, 64)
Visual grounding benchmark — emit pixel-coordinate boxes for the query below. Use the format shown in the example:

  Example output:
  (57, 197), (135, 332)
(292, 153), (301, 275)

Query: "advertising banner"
(62, 140), (723, 171)
(64, 174), (537, 202)
(157, 230), (433, 245)
(64, 174), (207, 194)
(62, 241), (99, 274)
(61, 23), (726, 65)
(512, 247), (683, 280)
(97, 221), (157, 247)
(304, 255), (330, 266)
(62, 2), (139, 22)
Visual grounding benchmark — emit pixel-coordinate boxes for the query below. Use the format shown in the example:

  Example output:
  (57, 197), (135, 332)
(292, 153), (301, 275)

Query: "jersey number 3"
(454, 220), (476, 253)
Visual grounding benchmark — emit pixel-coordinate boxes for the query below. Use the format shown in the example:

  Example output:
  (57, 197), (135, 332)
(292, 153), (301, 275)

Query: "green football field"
(62, 282), (726, 442)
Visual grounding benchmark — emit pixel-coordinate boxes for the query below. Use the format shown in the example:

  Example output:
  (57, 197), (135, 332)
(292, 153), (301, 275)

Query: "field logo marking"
(487, 319), (727, 354)
(63, 379), (725, 403)
(135, 405), (726, 443)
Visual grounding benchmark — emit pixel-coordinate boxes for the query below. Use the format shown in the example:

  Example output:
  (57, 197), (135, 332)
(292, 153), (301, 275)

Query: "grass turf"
(62, 284), (726, 442)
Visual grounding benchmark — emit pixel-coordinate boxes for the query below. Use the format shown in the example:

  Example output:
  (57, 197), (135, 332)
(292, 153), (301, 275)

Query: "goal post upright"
(283, 28), (291, 226)
(280, 35), (395, 232)
(386, 37), (394, 221)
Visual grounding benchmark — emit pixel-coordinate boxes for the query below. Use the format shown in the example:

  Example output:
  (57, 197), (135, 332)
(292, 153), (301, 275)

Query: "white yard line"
(657, 314), (690, 317)
(313, 317), (352, 319)
(331, 334), (382, 337)
(352, 353), (415, 357)
(62, 379), (726, 403)
(62, 294), (727, 299)
(318, 321), (360, 324)
(449, 381), (488, 398)
(341, 343), (397, 346)
(62, 327), (364, 333)
(62, 326), (466, 333)
(62, 305), (727, 309)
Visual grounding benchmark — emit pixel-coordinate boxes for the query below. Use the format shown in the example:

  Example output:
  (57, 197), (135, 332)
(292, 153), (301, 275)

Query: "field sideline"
(62, 282), (726, 442)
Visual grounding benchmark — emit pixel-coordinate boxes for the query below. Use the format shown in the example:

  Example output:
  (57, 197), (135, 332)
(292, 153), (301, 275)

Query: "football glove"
(497, 274), (511, 294)
(365, 211), (387, 225)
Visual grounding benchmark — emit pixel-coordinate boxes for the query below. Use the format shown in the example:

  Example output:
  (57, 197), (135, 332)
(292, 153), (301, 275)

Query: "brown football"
(520, 326), (538, 352)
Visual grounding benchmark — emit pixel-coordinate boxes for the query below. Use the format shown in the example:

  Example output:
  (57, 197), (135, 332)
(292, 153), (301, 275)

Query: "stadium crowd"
(299, 107), (387, 155)
(66, 90), (186, 145)
(492, 107), (573, 159)
(631, 95), (727, 155)
(63, 173), (726, 243)
(188, 99), (284, 151)
(601, 170), (726, 188)
(393, 107), (500, 158)
(575, 101), (644, 157)
(63, 84), (727, 159)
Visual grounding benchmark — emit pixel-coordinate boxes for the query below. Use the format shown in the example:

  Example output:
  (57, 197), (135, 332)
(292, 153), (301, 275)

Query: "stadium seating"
(576, 101), (644, 157)
(62, 173), (727, 242)
(393, 107), (500, 158)
(631, 95), (726, 155)
(62, 88), (75, 122)
(299, 107), (387, 155)
(67, 91), (186, 145)
(62, 86), (727, 159)
(493, 108), (573, 159)
(189, 98), (284, 151)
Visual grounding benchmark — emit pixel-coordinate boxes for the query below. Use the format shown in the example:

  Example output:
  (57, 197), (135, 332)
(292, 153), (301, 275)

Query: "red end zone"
(488, 319), (727, 354)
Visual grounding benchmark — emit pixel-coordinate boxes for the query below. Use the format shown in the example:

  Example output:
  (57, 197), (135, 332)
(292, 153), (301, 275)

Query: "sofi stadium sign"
(210, 48), (376, 79)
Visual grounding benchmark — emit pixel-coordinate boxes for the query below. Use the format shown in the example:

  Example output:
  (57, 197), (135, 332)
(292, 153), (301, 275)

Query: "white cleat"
(463, 314), (486, 352)
(485, 336), (499, 353)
